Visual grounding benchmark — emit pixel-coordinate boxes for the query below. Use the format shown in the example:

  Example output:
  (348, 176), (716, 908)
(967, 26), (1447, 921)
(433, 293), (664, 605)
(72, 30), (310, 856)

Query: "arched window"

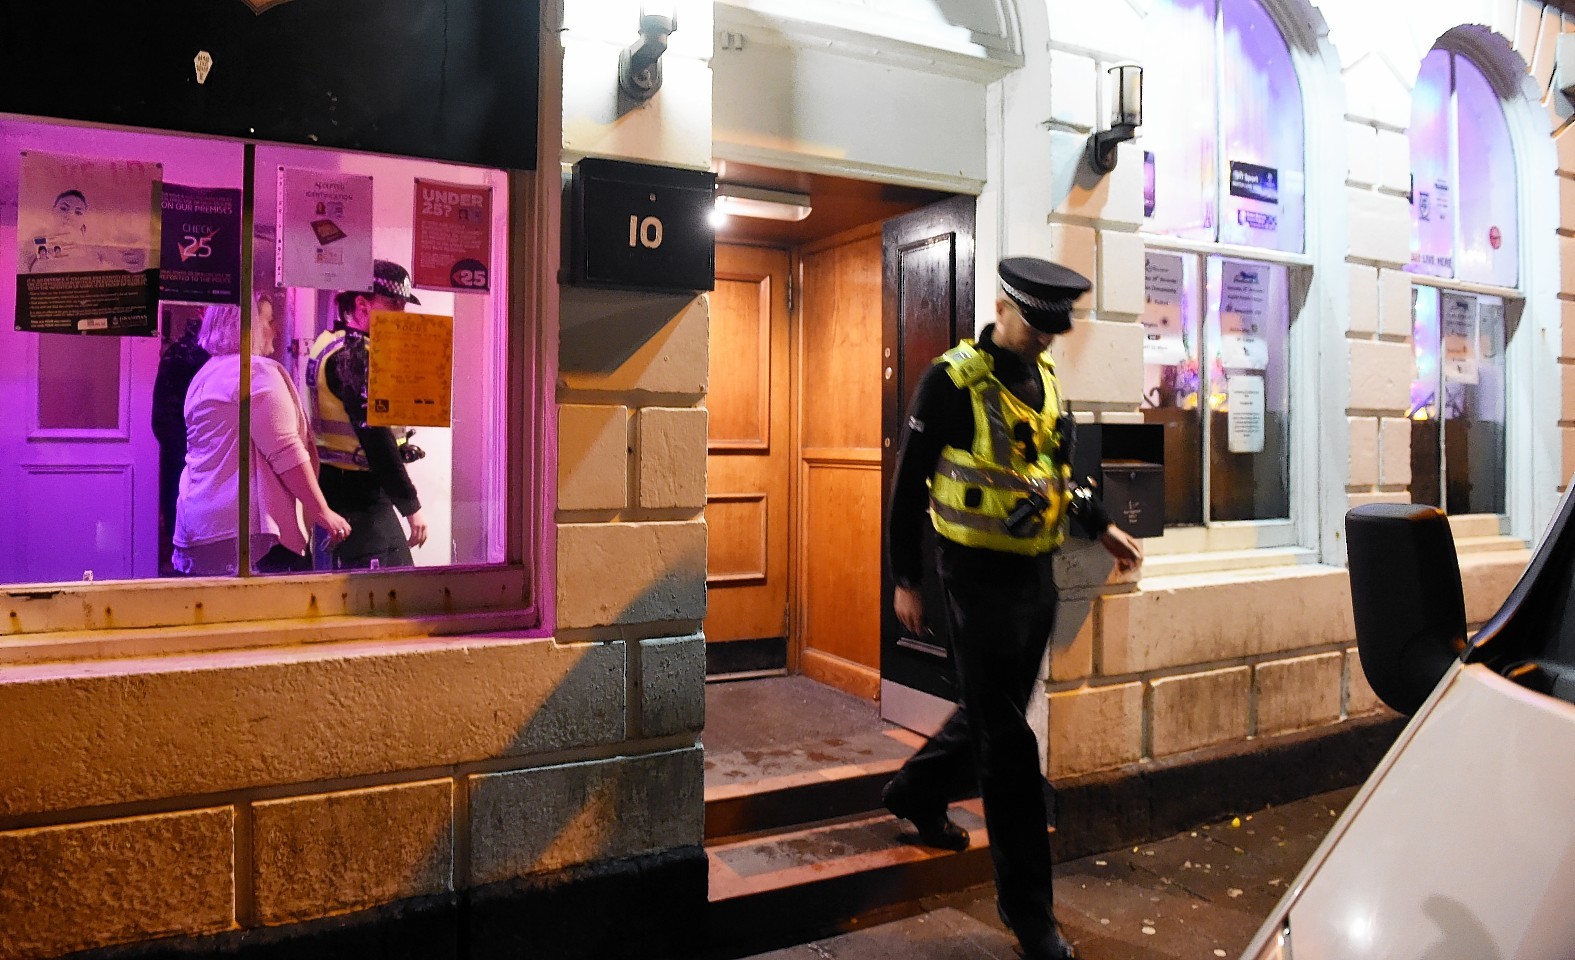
(1139, 0), (1307, 538)
(1406, 47), (1518, 515)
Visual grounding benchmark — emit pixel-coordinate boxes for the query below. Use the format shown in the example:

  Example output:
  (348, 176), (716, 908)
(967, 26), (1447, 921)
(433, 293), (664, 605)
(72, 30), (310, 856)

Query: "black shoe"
(881, 780), (970, 851)
(1017, 920), (1078, 960)
(999, 903), (1077, 960)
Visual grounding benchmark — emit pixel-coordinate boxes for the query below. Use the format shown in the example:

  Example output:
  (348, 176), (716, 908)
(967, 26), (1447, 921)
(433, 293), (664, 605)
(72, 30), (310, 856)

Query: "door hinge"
(785, 270), (795, 315)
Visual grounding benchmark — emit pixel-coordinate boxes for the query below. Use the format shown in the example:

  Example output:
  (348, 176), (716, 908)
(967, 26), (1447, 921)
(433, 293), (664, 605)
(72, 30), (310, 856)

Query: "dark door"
(879, 195), (974, 733)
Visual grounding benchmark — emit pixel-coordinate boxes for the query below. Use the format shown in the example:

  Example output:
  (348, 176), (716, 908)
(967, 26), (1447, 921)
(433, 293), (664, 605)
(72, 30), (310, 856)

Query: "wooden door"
(879, 195), (975, 732)
(704, 245), (792, 661)
(795, 225), (886, 698)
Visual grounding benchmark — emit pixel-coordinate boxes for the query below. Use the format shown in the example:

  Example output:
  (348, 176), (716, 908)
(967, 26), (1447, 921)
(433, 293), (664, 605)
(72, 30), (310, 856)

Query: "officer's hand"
(894, 585), (925, 635)
(1100, 525), (1143, 574)
(405, 508), (429, 548)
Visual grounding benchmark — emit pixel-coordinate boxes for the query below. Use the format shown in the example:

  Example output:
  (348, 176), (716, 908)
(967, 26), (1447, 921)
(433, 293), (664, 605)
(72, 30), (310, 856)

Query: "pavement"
(738, 785), (1357, 960)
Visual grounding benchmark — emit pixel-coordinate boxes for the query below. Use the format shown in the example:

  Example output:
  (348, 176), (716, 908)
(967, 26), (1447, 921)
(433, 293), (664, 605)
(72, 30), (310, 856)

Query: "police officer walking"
(306, 259), (430, 569)
(882, 257), (1143, 960)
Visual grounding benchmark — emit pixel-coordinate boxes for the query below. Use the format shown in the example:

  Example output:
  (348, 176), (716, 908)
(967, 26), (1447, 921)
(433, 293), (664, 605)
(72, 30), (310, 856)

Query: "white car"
(1240, 493), (1575, 960)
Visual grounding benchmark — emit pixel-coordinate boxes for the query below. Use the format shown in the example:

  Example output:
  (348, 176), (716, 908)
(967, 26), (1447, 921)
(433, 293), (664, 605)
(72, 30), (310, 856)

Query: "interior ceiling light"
(714, 183), (813, 222)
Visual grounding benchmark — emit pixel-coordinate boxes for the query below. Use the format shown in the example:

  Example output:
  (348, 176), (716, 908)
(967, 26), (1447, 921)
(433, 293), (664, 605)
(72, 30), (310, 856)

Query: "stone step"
(705, 799), (996, 957)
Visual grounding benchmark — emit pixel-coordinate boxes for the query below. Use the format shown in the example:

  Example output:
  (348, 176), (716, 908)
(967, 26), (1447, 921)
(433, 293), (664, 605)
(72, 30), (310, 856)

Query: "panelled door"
(704, 245), (792, 658)
(879, 195), (975, 733)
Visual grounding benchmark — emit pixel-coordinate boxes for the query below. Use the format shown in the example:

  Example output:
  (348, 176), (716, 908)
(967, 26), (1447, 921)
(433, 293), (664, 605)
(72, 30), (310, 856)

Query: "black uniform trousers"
(891, 538), (1060, 933)
(319, 464), (414, 569)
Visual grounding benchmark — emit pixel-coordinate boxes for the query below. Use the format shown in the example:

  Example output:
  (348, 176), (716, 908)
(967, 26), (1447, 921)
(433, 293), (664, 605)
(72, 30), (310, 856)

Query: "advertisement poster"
(367, 311), (453, 428)
(15, 151), (160, 335)
(1441, 293), (1479, 385)
(1227, 160), (1279, 237)
(1226, 375), (1266, 454)
(276, 169), (373, 290)
(412, 179), (492, 292)
(159, 184), (241, 304)
(1218, 261), (1270, 371)
(1142, 252), (1188, 365)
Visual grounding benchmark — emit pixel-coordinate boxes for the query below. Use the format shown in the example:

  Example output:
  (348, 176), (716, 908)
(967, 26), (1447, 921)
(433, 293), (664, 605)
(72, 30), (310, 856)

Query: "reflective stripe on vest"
(927, 340), (1071, 556)
(306, 330), (370, 471)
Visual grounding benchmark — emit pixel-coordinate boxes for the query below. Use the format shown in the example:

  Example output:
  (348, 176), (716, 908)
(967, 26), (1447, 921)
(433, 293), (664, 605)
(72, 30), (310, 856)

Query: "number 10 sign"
(571, 158), (716, 292)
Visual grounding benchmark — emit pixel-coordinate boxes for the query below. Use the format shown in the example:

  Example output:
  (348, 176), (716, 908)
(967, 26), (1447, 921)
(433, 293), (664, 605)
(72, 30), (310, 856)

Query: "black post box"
(1101, 460), (1166, 538)
(1075, 422), (1166, 538)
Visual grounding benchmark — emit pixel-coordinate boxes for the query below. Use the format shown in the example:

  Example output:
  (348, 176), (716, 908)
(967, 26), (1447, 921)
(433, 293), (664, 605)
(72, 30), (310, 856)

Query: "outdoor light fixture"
(1090, 63), (1143, 174)
(713, 183), (813, 222)
(619, 4), (679, 102)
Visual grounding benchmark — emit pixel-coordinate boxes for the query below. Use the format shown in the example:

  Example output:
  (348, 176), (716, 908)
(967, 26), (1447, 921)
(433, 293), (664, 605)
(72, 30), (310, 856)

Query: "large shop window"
(1406, 48), (1519, 516)
(0, 116), (513, 587)
(1141, 0), (1306, 537)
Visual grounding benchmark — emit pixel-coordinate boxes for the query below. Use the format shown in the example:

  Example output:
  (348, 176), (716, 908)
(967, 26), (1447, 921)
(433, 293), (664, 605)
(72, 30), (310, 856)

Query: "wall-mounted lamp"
(1090, 64), (1143, 174)
(712, 183), (813, 223)
(619, 4), (679, 102)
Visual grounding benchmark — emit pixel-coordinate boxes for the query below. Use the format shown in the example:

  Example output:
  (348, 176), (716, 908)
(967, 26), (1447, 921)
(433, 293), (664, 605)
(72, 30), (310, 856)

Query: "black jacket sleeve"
(886, 365), (967, 588)
(326, 345), (422, 517)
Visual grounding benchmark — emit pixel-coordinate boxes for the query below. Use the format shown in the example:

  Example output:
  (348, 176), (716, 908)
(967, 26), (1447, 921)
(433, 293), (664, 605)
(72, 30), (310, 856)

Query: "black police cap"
(999, 257), (1090, 334)
(367, 259), (421, 305)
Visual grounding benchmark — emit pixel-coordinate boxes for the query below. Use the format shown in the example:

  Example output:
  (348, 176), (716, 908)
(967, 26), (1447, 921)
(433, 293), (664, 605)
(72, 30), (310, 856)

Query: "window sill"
(0, 607), (544, 668)
(1138, 545), (1323, 580)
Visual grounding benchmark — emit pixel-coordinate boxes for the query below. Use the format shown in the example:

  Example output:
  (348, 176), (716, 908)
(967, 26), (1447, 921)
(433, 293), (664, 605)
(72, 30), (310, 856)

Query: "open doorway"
(705, 158), (963, 711)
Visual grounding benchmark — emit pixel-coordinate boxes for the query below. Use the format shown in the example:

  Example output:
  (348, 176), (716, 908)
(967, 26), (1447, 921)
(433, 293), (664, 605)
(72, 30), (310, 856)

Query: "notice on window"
(15, 151), (160, 335)
(159, 184), (241, 304)
(1218, 261), (1270, 371)
(1441, 293), (1478, 384)
(1142, 253), (1187, 365)
(412, 179), (492, 292)
(367, 311), (454, 428)
(1227, 374), (1266, 454)
(1412, 177), (1453, 277)
(1227, 160), (1280, 236)
(276, 169), (373, 291)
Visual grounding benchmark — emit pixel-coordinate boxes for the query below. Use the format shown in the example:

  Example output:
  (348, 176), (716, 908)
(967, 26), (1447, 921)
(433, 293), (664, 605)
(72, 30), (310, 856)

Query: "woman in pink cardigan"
(173, 298), (351, 575)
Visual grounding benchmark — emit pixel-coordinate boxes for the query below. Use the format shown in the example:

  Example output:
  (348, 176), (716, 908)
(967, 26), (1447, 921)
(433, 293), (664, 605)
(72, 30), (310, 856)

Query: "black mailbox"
(1070, 422), (1166, 539)
(570, 158), (716, 292)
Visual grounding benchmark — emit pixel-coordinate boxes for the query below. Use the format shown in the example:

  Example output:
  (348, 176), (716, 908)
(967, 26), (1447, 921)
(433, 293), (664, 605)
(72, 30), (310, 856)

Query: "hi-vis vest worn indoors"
(927, 340), (1072, 556)
(305, 330), (412, 471)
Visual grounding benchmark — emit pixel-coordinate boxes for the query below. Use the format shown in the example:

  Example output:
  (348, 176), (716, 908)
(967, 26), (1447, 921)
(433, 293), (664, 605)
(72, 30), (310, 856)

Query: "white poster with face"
(1142, 252), (1188, 365)
(276, 168), (374, 290)
(1227, 374), (1266, 454)
(15, 151), (162, 335)
(17, 151), (158, 276)
(1441, 293), (1478, 385)
(1218, 260), (1270, 371)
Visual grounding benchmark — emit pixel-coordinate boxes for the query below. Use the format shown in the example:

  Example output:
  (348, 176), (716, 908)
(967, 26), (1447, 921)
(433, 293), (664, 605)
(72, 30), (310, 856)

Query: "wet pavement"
(739, 785), (1356, 960)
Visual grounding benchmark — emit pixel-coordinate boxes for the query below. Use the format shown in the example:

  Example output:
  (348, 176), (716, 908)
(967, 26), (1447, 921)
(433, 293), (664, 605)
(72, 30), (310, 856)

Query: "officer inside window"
(882, 257), (1143, 960)
(306, 259), (429, 569)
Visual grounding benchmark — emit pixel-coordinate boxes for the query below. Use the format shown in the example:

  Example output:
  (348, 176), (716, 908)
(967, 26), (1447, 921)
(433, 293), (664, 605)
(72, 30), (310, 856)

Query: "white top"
(175, 355), (314, 555)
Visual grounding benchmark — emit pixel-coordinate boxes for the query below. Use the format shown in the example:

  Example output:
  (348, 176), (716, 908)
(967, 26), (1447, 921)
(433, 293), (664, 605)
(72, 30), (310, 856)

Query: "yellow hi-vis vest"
(927, 340), (1072, 556)
(306, 330), (369, 470)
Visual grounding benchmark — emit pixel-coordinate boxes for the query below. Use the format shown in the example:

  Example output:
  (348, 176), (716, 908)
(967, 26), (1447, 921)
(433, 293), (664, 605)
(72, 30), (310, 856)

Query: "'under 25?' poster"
(15, 151), (161, 336)
(412, 179), (492, 292)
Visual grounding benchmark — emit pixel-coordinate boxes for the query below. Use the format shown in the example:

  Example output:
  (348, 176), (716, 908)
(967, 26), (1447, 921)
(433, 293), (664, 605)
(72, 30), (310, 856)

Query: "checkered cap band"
(1002, 278), (1075, 315)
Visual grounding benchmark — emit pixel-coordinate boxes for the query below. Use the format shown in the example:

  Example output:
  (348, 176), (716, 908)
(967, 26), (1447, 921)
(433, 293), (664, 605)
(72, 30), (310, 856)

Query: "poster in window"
(367, 311), (454, 428)
(1226, 160), (1280, 241)
(1218, 261), (1270, 371)
(15, 151), (160, 336)
(1227, 374), (1266, 454)
(1142, 253), (1188, 365)
(276, 169), (374, 291)
(159, 185), (241, 304)
(412, 179), (492, 292)
(1441, 293), (1478, 385)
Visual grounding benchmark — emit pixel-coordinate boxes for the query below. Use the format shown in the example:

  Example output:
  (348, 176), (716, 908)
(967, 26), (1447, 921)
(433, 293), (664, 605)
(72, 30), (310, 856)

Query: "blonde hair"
(196, 299), (273, 357)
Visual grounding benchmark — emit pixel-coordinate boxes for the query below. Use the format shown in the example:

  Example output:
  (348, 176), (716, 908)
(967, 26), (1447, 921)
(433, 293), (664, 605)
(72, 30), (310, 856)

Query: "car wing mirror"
(1346, 503), (1467, 715)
